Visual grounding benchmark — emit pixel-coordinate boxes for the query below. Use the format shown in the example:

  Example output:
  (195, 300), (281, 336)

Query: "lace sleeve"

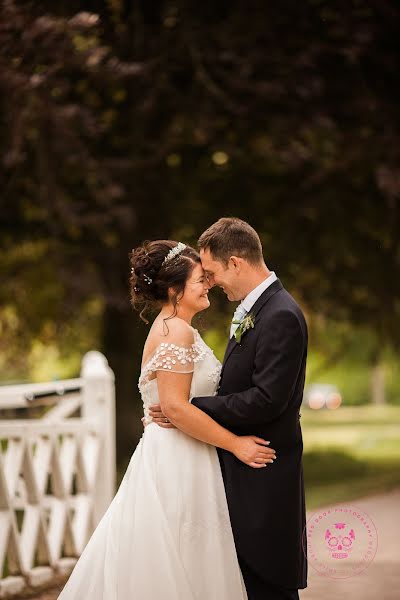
(150, 342), (198, 374)
(139, 339), (208, 388)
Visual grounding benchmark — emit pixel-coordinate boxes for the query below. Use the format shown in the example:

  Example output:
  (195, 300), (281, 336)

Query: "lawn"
(302, 405), (400, 509)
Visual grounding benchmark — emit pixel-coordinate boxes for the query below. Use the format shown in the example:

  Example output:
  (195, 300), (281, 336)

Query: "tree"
(1, 0), (399, 461)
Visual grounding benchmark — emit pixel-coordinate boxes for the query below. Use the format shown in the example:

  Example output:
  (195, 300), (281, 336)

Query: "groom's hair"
(198, 217), (264, 266)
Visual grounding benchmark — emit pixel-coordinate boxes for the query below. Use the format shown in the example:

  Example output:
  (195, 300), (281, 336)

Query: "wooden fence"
(0, 351), (116, 598)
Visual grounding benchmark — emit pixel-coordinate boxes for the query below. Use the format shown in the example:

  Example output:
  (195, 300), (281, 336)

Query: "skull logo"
(325, 522), (356, 559)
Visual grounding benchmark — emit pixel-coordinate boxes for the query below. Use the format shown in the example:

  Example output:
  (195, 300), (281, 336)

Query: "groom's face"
(200, 248), (243, 302)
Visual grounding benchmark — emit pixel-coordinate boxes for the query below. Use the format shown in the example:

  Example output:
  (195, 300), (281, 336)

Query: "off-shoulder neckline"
(140, 326), (200, 373)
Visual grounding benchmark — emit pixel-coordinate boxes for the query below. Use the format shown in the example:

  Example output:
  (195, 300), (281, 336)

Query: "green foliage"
(2, 0), (400, 464)
(2, 0), (400, 341)
(303, 405), (400, 508)
(202, 328), (227, 363)
(305, 315), (400, 404)
(307, 353), (400, 406)
(306, 464), (400, 510)
(0, 241), (103, 382)
(304, 450), (369, 485)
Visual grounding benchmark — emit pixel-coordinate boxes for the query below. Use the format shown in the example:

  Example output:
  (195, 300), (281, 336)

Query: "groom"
(150, 217), (308, 600)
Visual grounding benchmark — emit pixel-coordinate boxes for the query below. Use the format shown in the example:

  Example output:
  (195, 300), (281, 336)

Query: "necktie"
(230, 304), (247, 338)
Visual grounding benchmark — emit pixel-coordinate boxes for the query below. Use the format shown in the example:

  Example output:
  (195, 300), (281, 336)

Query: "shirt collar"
(241, 271), (278, 313)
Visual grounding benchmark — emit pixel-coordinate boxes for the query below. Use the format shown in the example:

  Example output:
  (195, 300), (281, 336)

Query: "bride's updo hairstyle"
(129, 240), (201, 323)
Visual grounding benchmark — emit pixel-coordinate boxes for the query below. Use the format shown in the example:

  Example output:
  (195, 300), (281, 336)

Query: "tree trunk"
(101, 302), (148, 470)
(371, 359), (386, 405)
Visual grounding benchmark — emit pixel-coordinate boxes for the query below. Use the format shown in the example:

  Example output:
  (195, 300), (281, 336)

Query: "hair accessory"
(162, 242), (187, 266)
(143, 274), (152, 285)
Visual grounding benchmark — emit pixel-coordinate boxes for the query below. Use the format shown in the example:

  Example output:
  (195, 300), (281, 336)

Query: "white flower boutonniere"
(233, 312), (256, 344)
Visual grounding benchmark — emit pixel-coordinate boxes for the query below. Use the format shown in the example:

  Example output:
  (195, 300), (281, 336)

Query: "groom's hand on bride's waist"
(143, 404), (177, 429)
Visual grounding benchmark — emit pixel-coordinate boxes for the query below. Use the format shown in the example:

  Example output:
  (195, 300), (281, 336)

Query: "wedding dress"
(58, 327), (247, 600)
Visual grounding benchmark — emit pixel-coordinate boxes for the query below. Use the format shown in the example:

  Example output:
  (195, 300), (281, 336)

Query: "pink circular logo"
(303, 504), (378, 579)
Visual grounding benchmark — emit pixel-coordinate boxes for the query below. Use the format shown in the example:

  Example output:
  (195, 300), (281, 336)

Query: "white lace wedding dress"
(58, 327), (247, 600)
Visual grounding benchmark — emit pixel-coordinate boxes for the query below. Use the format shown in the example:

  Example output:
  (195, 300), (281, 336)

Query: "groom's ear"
(229, 256), (244, 271)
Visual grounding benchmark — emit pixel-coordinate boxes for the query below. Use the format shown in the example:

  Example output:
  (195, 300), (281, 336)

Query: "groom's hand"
(147, 403), (177, 429)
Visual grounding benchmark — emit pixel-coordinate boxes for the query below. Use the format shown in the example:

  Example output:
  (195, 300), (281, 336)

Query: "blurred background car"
(303, 384), (343, 410)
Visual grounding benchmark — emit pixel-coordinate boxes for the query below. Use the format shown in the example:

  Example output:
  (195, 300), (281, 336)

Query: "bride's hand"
(231, 436), (276, 468)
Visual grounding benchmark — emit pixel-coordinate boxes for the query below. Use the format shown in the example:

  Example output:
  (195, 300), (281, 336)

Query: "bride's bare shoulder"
(143, 318), (194, 360)
(159, 318), (194, 343)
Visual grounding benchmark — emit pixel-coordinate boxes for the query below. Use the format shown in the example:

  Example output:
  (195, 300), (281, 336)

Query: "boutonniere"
(233, 313), (256, 344)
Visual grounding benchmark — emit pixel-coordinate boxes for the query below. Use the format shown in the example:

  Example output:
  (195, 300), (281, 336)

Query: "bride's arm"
(156, 368), (275, 468)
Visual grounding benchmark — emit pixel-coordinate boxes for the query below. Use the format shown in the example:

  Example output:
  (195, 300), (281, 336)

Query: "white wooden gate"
(0, 351), (116, 598)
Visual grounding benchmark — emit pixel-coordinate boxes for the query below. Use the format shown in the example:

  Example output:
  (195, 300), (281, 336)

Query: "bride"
(58, 240), (275, 600)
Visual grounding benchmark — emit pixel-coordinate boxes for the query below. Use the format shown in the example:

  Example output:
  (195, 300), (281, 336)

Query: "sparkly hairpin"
(162, 242), (187, 266)
(143, 274), (152, 285)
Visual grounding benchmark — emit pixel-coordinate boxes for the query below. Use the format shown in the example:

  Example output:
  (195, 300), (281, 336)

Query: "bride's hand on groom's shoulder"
(231, 436), (276, 469)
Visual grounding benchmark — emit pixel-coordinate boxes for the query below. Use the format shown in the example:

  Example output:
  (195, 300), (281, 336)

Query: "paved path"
(28, 489), (400, 600)
(300, 488), (400, 600)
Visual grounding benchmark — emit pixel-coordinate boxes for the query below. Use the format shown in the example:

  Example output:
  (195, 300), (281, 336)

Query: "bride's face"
(179, 263), (210, 314)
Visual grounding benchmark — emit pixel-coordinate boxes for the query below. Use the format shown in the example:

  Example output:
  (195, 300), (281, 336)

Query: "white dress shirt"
(230, 271), (278, 338)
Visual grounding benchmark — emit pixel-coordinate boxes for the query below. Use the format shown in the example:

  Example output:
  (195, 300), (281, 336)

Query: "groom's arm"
(191, 310), (305, 427)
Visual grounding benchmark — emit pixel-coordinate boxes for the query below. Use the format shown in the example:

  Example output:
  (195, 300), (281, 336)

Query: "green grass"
(302, 405), (400, 509)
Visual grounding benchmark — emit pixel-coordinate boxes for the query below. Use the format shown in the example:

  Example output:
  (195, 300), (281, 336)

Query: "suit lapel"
(222, 334), (237, 364)
(220, 279), (283, 378)
(250, 278), (283, 320)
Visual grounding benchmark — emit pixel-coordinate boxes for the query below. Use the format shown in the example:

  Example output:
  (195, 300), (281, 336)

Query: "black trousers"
(239, 558), (300, 600)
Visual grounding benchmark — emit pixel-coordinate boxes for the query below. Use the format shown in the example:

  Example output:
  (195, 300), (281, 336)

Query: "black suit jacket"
(191, 279), (308, 589)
